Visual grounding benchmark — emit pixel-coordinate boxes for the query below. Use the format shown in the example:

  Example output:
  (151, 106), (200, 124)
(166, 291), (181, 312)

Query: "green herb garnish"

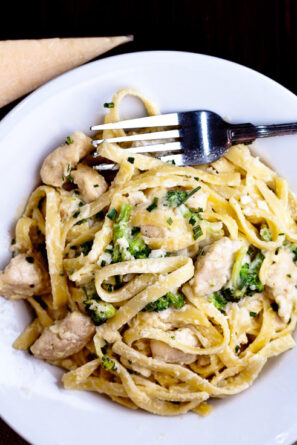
(193, 224), (203, 240)
(107, 208), (117, 221)
(65, 136), (74, 144)
(146, 197), (158, 212)
(104, 102), (114, 108)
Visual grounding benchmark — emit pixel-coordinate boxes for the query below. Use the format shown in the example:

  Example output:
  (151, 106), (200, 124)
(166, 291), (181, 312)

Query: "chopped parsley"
(73, 211), (80, 218)
(78, 201), (83, 207)
(250, 311), (257, 317)
(189, 214), (199, 226)
(193, 224), (203, 240)
(104, 102), (114, 108)
(101, 260), (106, 267)
(107, 208), (117, 221)
(104, 248), (113, 254)
(146, 197), (158, 212)
(127, 157), (135, 164)
(65, 136), (74, 144)
(93, 184), (99, 188)
(235, 345), (240, 354)
(167, 217), (173, 225)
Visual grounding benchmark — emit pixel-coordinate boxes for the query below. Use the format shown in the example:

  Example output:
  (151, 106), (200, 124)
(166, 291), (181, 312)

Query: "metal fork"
(90, 111), (297, 169)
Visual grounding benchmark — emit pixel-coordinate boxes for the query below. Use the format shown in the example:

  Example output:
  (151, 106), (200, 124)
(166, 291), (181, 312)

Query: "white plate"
(1, 51), (297, 445)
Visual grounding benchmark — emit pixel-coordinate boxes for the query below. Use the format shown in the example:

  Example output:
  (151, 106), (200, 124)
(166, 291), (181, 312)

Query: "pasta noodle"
(1, 87), (297, 416)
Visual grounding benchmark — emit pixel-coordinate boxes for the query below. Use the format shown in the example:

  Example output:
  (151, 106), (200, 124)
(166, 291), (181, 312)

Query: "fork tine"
(92, 129), (180, 147)
(90, 113), (179, 131)
(124, 141), (182, 153)
(159, 154), (184, 166)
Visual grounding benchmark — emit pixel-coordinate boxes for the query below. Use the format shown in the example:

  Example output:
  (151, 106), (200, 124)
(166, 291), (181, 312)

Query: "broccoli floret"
(221, 247), (264, 302)
(101, 355), (117, 371)
(165, 186), (201, 207)
(112, 204), (151, 262)
(113, 204), (131, 241)
(143, 292), (185, 312)
(128, 234), (150, 259)
(239, 251), (264, 295)
(112, 204), (132, 263)
(144, 295), (171, 312)
(82, 280), (116, 325)
(210, 292), (227, 311)
(84, 298), (116, 325)
(166, 291), (185, 309)
(166, 190), (188, 207)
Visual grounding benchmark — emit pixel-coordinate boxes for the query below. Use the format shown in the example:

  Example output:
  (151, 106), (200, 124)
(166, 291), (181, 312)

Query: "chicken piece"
(40, 131), (92, 187)
(141, 225), (164, 238)
(150, 328), (198, 364)
(0, 253), (49, 299)
(30, 311), (95, 360)
(186, 189), (208, 210)
(71, 164), (107, 203)
(191, 237), (240, 297)
(265, 248), (297, 323)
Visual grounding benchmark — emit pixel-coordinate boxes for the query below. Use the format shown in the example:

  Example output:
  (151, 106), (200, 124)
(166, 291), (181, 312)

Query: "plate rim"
(1, 49), (297, 445)
(1, 50), (297, 135)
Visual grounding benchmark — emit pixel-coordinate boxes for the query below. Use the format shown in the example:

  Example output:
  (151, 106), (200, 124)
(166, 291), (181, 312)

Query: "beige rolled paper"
(0, 36), (133, 108)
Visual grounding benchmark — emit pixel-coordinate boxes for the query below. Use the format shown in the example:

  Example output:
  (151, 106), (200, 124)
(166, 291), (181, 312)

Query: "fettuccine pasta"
(1, 88), (297, 416)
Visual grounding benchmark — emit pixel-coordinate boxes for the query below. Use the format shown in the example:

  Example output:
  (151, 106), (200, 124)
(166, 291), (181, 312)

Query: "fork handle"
(229, 122), (297, 143)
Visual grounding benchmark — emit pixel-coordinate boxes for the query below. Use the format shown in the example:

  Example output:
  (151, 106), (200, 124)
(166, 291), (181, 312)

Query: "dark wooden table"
(1, 0), (297, 443)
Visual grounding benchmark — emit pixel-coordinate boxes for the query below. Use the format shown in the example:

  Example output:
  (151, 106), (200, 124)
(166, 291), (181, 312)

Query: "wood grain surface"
(0, 0), (297, 444)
